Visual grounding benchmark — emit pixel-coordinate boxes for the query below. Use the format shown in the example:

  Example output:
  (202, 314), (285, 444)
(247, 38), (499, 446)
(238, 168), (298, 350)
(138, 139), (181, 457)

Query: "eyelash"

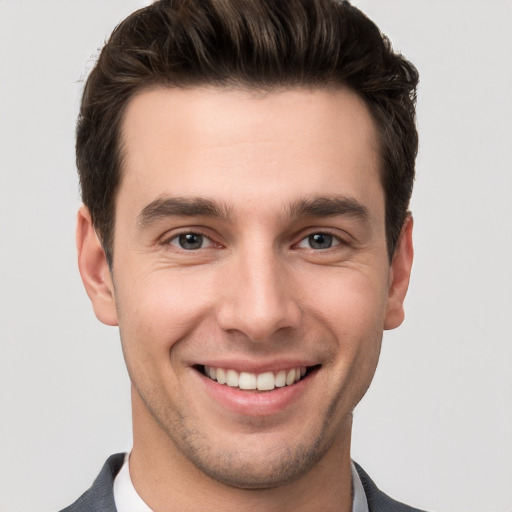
(163, 229), (347, 252)
(165, 231), (218, 251)
(295, 231), (345, 250)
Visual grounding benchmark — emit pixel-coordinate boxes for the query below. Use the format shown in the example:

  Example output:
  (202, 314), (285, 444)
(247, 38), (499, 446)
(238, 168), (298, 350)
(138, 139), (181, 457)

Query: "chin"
(162, 413), (343, 490)
(187, 439), (328, 489)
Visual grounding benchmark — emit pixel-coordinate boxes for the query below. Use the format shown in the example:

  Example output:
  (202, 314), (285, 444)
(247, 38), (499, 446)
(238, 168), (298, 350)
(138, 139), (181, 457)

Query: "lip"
(194, 363), (320, 417)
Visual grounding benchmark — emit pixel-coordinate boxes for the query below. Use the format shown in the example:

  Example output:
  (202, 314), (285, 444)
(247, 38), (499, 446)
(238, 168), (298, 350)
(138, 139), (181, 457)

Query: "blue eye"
(298, 233), (340, 250)
(170, 233), (212, 250)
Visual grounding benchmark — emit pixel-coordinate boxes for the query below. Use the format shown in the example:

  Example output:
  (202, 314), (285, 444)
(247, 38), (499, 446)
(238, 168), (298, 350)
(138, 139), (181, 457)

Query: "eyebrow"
(138, 197), (233, 226)
(287, 195), (370, 222)
(138, 194), (370, 227)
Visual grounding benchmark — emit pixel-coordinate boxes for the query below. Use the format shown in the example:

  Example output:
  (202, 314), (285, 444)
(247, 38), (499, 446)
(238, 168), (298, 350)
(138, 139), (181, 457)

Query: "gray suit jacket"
(60, 453), (428, 512)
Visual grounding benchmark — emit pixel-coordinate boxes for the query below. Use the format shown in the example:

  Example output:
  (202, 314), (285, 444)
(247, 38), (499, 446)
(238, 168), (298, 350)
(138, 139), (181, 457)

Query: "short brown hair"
(77, 0), (418, 265)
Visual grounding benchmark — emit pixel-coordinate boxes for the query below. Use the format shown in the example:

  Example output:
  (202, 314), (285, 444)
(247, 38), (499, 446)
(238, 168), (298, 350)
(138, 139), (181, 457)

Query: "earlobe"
(384, 216), (414, 330)
(76, 205), (118, 326)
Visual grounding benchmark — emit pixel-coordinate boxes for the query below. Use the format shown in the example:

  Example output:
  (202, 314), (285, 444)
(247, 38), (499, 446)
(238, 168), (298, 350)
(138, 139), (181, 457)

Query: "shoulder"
(58, 453), (125, 512)
(354, 462), (429, 512)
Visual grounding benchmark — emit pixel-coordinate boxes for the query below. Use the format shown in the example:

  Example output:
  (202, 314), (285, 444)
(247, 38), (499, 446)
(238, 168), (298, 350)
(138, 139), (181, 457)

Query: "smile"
(201, 365), (312, 391)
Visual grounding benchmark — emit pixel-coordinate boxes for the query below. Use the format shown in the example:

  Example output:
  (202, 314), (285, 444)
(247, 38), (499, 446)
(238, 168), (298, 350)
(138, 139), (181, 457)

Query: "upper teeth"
(204, 366), (307, 391)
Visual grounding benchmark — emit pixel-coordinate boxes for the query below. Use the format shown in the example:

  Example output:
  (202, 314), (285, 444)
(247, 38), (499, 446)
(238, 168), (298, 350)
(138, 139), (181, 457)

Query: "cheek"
(303, 267), (389, 332)
(302, 267), (387, 380)
(115, 268), (216, 359)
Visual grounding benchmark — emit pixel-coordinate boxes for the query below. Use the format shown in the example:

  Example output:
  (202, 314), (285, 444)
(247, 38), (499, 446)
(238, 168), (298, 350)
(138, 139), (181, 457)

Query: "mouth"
(197, 364), (320, 392)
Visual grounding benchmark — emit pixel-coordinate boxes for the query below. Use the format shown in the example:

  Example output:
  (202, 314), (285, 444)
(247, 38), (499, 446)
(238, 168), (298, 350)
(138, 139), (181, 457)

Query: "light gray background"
(0, 1), (511, 511)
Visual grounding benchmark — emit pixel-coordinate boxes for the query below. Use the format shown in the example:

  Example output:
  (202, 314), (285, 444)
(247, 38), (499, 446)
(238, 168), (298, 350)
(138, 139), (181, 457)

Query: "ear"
(76, 205), (118, 326)
(384, 216), (414, 330)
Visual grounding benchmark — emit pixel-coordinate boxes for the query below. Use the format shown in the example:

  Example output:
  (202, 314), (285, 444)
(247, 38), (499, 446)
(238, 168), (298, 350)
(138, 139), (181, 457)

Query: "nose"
(216, 245), (301, 343)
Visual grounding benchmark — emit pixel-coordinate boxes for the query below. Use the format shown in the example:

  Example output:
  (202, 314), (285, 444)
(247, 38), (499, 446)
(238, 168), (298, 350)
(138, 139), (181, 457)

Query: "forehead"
(118, 86), (382, 215)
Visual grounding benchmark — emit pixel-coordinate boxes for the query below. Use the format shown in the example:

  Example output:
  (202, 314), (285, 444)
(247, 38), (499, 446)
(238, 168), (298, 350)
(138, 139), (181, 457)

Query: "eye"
(297, 232), (341, 250)
(169, 232), (213, 250)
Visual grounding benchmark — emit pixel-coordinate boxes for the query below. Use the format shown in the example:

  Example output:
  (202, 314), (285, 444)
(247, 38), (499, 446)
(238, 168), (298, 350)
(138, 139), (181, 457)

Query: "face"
(78, 86), (413, 489)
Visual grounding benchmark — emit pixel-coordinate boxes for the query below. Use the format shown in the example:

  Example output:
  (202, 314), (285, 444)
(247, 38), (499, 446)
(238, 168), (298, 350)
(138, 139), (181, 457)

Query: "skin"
(77, 86), (413, 512)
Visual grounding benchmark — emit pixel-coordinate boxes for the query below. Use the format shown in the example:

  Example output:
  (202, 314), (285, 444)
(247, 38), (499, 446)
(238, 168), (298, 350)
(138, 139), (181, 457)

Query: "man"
(62, 0), (423, 510)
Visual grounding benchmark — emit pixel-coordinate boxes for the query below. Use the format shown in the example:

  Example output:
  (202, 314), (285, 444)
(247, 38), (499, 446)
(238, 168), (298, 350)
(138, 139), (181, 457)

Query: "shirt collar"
(113, 453), (152, 512)
(351, 460), (370, 512)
